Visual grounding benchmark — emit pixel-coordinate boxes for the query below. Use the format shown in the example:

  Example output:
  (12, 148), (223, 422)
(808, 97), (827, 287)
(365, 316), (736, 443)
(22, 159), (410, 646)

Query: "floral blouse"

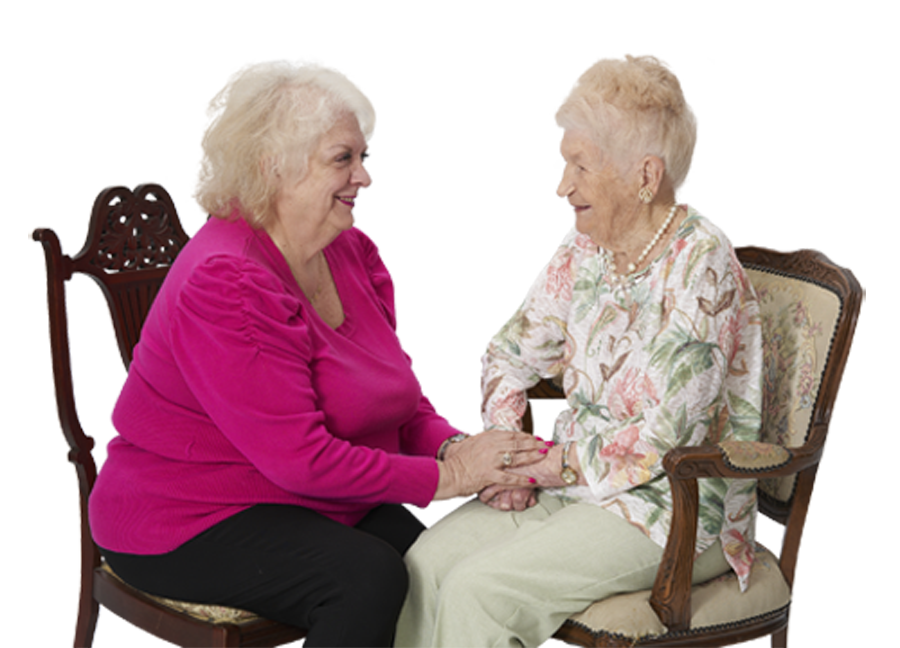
(482, 208), (763, 591)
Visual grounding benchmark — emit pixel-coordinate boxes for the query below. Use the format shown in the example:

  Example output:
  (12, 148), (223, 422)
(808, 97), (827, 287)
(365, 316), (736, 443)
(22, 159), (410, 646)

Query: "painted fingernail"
(529, 478), (537, 484)
(539, 448), (549, 454)
(545, 441), (555, 447)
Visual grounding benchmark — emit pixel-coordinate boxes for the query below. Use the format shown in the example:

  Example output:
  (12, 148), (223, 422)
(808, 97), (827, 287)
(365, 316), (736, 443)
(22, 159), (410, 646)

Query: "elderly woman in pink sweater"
(88, 61), (545, 647)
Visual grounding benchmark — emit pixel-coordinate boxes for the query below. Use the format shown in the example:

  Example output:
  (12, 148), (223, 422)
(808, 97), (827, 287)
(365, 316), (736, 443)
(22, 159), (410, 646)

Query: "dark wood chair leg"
(75, 511), (101, 647)
(74, 595), (99, 648)
(771, 625), (787, 648)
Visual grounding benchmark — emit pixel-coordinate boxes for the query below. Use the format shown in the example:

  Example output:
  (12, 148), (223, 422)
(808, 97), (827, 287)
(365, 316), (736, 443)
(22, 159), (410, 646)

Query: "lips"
(336, 196), (356, 207)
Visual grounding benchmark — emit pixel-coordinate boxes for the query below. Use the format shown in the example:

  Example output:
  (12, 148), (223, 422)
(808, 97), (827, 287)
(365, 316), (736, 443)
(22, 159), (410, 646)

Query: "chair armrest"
(648, 434), (825, 631)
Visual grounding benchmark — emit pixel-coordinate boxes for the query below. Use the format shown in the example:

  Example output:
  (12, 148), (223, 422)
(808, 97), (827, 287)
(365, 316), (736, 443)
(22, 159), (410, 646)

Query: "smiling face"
(270, 112), (371, 249)
(556, 129), (636, 246)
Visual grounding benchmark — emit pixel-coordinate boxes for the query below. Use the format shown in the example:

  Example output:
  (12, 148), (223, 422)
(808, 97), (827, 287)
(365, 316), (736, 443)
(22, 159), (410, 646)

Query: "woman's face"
(556, 129), (634, 245)
(272, 113), (371, 243)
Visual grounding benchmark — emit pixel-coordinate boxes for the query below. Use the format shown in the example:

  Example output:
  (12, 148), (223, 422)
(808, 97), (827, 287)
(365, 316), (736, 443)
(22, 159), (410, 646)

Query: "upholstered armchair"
(521, 247), (862, 647)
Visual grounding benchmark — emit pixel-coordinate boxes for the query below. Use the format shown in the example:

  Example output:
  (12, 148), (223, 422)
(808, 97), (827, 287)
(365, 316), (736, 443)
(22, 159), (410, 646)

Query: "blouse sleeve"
(481, 230), (581, 431)
(168, 254), (439, 507)
(358, 231), (464, 457)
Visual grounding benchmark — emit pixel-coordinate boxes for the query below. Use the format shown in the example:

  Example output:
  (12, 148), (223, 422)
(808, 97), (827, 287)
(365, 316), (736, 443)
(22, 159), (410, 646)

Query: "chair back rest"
(737, 247), (862, 516)
(34, 184), (189, 489)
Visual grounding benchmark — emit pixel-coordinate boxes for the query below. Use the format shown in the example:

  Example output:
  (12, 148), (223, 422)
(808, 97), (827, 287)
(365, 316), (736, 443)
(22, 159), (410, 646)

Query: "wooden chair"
(521, 247), (862, 647)
(34, 184), (307, 648)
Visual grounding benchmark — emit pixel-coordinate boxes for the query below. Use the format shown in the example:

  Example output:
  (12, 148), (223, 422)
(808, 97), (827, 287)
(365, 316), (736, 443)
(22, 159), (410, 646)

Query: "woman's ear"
(259, 155), (281, 185)
(638, 155), (666, 199)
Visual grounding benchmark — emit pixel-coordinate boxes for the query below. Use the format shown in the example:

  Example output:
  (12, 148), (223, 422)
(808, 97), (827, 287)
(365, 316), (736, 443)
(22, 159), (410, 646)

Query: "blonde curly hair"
(556, 55), (696, 189)
(196, 61), (375, 227)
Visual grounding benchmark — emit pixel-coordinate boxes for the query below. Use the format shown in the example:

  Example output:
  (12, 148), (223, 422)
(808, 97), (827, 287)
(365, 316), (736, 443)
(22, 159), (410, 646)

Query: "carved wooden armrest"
(648, 433), (825, 632)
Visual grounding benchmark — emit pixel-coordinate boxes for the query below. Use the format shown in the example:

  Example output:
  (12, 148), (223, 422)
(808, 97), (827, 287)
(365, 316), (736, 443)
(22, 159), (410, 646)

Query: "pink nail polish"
(539, 448), (549, 454)
(545, 441), (555, 447)
(529, 478), (537, 484)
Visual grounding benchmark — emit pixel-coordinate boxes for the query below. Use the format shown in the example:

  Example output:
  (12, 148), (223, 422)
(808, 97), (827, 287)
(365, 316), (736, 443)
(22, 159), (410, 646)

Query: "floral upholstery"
(100, 563), (260, 625)
(746, 267), (840, 502)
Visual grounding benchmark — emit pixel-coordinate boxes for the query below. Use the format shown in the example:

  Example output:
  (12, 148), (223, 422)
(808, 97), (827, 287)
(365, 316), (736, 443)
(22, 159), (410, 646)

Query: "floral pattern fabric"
(482, 208), (764, 591)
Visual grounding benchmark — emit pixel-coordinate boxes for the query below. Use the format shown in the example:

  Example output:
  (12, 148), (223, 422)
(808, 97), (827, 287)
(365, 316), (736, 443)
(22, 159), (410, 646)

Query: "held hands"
(478, 441), (585, 511)
(433, 430), (548, 501)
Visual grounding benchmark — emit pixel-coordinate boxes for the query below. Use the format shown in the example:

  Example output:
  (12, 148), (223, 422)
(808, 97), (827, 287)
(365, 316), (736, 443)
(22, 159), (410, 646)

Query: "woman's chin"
(573, 216), (594, 238)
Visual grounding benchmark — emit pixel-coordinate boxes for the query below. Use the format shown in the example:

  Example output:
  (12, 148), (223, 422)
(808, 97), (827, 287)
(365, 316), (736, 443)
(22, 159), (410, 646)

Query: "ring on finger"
(502, 452), (513, 467)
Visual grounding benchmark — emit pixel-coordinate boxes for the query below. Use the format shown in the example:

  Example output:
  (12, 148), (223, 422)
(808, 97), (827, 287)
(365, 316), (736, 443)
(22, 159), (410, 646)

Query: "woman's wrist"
(437, 433), (469, 461)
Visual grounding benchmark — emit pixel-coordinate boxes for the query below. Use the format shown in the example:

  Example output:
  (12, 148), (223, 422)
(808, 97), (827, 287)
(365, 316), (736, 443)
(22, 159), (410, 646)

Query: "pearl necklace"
(605, 203), (679, 279)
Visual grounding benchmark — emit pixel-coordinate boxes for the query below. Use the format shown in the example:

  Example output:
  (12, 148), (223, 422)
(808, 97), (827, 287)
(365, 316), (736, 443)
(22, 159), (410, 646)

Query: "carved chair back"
(736, 246), (862, 590)
(34, 184), (188, 645)
(35, 183), (187, 508)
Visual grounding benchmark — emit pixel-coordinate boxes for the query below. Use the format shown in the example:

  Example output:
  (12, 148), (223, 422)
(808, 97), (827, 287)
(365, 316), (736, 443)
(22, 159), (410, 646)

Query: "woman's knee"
(439, 552), (511, 609)
(336, 536), (410, 606)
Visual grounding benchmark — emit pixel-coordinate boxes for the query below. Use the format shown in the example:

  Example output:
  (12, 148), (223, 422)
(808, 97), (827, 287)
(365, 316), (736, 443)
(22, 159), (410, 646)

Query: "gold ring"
(502, 452), (513, 467)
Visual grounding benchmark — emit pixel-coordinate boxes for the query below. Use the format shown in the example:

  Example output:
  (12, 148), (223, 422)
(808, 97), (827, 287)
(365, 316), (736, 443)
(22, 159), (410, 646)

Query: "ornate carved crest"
(86, 185), (189, 272)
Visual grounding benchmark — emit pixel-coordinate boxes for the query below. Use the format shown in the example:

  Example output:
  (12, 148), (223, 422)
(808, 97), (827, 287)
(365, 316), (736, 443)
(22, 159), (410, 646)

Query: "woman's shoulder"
(674, 206), (753, 293)
(330, 227), (379, 262)
(164, 219), (301, 318)
(329, 227), (392, 285)
(671, 207), (742, 268)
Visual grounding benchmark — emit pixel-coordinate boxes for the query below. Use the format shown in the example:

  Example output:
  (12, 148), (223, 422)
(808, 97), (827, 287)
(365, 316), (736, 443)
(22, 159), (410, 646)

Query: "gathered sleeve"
(168, 254), (439, 508)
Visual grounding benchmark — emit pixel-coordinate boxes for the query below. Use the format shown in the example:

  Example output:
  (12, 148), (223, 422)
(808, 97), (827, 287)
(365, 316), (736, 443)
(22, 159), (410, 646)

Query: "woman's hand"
(433, 430), (547, 500)
(505, 443), (587, 488)
(478, 441), (590, 510)
(478, 485), (537, 511)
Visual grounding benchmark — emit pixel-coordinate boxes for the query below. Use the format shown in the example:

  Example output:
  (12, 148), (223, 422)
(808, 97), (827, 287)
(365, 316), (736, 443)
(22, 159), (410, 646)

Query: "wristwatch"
(560, 440), (578, 486)
(437, 433), (469, 461)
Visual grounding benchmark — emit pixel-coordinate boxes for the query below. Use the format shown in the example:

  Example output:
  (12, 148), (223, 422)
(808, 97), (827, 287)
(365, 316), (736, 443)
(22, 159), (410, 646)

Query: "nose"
(353, 160), (372, 188)
(557, 168), (573, 198)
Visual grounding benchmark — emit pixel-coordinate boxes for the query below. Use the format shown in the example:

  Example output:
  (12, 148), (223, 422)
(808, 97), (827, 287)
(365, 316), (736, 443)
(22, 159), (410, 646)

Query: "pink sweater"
(89, 215), (457, 554)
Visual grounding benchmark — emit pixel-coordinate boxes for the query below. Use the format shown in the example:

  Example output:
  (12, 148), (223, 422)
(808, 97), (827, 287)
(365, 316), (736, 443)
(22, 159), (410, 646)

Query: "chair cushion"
(100, 562), (260, 625)
(747, 267), (840, 502)
(566, 545), (790, 639)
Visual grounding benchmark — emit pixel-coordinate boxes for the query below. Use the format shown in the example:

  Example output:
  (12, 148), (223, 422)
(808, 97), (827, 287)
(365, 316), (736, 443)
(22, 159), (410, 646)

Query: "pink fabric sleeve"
(169, 255), (440, 507)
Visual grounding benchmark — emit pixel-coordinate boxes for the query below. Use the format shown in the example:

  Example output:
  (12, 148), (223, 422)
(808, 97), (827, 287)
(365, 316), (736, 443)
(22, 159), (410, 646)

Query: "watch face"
(561, 467), (578, 486)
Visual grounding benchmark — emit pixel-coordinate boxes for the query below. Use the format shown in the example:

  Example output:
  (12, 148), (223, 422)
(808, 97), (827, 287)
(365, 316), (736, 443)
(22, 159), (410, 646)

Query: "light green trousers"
(395, 494), (729, 648)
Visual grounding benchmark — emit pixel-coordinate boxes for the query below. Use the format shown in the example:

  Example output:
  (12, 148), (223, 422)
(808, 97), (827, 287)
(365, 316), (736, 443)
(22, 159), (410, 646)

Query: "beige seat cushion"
(100, 562), (260, 625)
(567, 545), (790, 640)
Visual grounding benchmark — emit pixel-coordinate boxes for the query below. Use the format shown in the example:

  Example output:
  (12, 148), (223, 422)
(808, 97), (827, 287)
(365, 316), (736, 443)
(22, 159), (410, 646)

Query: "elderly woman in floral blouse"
(395, 55), (764, 647)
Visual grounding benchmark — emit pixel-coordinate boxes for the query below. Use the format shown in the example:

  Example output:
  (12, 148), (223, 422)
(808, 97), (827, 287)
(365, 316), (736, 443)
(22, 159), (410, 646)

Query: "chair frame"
(521, 247), (862, 648)
(35, 184), (306, 647)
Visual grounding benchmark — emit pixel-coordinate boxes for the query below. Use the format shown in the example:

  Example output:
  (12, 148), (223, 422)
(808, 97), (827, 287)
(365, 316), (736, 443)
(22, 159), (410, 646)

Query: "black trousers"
(101, 503), (425, 647)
